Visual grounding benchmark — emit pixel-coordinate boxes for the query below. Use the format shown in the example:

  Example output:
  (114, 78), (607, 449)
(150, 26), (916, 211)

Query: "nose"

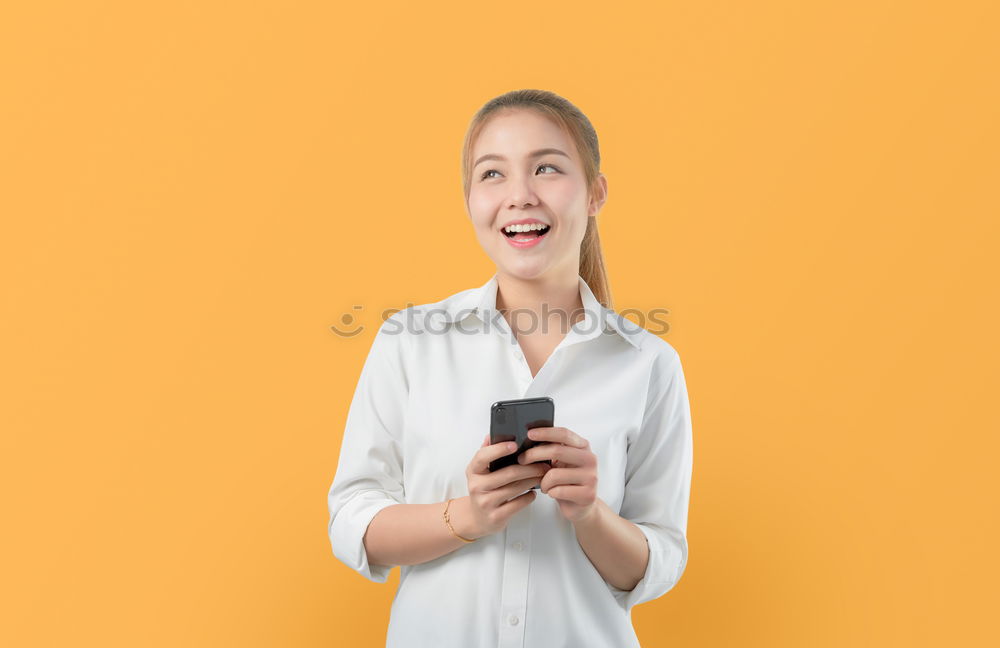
(506, 172), (540, 210)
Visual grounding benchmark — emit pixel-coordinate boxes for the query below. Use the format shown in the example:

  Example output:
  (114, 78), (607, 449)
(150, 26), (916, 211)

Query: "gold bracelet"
(443, 498), (476, 543)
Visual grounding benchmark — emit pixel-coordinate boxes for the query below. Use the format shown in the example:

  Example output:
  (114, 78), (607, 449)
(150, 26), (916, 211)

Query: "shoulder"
(637, 330), (681, 365)
(605, 308), (680, 364)
(609, 317), (683, 391)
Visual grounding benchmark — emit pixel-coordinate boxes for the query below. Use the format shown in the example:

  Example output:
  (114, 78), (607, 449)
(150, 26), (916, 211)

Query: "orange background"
(2, 1), (998, 646)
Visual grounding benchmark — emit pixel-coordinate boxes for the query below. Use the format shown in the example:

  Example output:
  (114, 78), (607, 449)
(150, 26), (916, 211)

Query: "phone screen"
(489, 397), (554, 479)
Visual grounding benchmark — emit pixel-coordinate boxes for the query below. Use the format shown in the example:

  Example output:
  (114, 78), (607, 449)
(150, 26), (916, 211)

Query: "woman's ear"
(589, 174), (608, 218)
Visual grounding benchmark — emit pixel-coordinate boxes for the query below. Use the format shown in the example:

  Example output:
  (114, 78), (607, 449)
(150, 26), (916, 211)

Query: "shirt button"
(512, 541), (524, 551)
(508, 614), (519, 626)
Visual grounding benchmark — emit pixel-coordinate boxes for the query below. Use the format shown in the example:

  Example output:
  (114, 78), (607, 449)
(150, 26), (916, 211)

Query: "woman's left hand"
(518, 427), (599, 523)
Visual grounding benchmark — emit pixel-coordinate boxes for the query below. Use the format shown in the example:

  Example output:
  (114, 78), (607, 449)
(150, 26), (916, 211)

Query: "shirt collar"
(438, 273), (644, 350)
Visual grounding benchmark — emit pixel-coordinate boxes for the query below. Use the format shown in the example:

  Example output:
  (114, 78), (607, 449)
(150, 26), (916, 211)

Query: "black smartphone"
(489, 396), (555, 488)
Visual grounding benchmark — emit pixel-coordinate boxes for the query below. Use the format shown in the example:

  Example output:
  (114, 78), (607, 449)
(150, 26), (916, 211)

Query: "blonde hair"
(460, 89), (614, 309)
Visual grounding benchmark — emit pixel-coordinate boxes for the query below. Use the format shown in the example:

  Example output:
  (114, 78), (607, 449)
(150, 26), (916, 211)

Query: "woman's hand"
(517, 427), (599, 523)
(462, 434), (552, 539)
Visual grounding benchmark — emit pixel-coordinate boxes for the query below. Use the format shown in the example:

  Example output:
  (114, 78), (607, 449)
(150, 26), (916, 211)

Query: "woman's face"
(467, 109), (606, 281)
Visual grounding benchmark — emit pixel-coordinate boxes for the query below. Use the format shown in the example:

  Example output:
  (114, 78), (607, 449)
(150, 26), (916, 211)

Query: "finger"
(528, 426), (588, 448)
(490, 475), (544, 504)
(519, 444), (591, 468)
(543, 483), (592, 502)
(495, 486), (536, 516)
(481, 463), (550, 493)
(471, 440), (518, 475)
(539, 466), (590, 491)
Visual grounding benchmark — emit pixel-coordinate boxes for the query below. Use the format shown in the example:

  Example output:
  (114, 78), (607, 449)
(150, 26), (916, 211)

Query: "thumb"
(482, 433), (489, 447)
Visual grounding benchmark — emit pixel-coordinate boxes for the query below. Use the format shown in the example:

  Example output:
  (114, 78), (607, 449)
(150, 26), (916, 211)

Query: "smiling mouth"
(502, 225), (551, 242)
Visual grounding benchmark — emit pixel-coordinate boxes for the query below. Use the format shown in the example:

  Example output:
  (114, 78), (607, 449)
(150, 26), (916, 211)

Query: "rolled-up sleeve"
(327, 313), (409, 583)
(608, 348), (694, 612)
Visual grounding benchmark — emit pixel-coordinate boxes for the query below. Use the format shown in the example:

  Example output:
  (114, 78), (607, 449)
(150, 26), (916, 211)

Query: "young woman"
(327, 89), (693, 647)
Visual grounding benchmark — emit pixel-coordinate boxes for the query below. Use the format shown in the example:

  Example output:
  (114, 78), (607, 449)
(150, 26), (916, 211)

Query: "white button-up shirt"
(327, 273), (694, 647)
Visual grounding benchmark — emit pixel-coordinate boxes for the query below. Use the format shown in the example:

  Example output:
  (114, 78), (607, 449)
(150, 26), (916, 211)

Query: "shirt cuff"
(328, 489), (403, 583)
(605, 523), (687, 613)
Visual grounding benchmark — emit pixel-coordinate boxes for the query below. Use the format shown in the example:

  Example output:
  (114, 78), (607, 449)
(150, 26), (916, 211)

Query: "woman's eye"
(479, 164), (560, 181)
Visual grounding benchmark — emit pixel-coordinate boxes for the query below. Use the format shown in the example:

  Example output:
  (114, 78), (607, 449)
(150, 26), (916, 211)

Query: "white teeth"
(503, 223), (549, 233)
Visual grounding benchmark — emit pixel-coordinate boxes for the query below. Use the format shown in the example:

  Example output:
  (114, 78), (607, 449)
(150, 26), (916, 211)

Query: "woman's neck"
(495, 271), (586, 335)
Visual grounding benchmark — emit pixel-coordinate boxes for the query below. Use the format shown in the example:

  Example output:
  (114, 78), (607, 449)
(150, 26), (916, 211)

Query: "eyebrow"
(473, 148), (571, 169)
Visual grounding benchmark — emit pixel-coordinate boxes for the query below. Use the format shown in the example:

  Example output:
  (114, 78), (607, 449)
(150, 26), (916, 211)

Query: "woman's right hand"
(461, 433), (551, 539)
